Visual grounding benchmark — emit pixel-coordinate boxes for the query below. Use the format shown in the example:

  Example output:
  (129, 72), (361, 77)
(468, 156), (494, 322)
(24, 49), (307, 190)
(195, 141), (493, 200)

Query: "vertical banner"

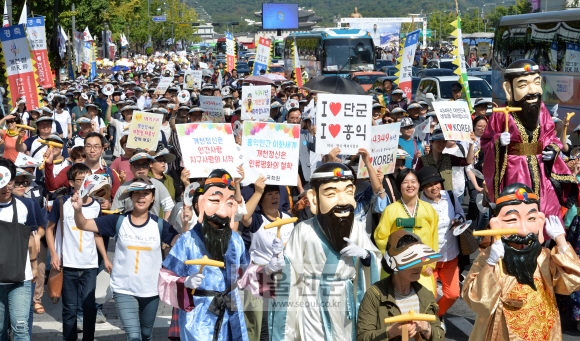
(252, 37), (271, 76)
(432, 101), (472, 142)
(292, 38), (303, 88)
(176, 123), (241, 178)
(26, 17), (54, 89)
(200, 95), (225, 123)
(450, 15), (472, 112)
(357, 122), (401, 178)
(0, 24), (41, 109)
(315, 94), (372, 155)
(183, 70), (202, 90)
(242, 121), (300, 186)
(225, 32), (236, 73)
(397, 30), (420, 101)
(240, 85), (271, 120)
(126, 111), (163, 150)
(81, 27), (93, 73)
(73, 31), (83, 69)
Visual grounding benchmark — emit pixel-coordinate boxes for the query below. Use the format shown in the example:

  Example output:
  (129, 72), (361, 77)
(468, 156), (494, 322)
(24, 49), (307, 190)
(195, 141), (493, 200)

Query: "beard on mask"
(201, 213), (233, 262)
(316, 204), (355, 253)
(512, 92), (541, 132)
(502, 232), (542, 290)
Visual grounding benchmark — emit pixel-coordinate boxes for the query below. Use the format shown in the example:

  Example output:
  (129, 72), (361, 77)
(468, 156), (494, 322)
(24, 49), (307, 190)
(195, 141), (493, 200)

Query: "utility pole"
(71, 3), (76, 76)
(5, 0), (12, 25)
(148, 0), (151, 44)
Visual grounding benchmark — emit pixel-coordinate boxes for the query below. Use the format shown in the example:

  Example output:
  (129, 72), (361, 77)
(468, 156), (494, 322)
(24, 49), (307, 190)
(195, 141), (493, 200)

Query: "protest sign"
(315, 94), (372, 155)
(154, 77), (173, 95)
(242, 121), (300, 186)
(432, 101), (472, 142)
(226, 32), (236, 73)
(241, 85), (271, 120)
(200, 95), (225, 123)
(252, 37), (271, 75)
(126, 111), (163, 150)
(176, 123), (240, 178)
(357, 122), (401, 178)
(26, 17), (54, 89)
(183, 70), (202, 89)
(199, 62), (208, 69)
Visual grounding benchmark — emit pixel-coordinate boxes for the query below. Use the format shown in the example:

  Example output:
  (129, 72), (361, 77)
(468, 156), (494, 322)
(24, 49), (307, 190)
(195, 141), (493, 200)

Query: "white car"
(415, 76), (493, 111)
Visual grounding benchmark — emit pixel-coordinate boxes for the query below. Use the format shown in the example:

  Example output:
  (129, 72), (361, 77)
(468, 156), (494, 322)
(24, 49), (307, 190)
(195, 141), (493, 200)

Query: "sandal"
(34, 303), (45, 314)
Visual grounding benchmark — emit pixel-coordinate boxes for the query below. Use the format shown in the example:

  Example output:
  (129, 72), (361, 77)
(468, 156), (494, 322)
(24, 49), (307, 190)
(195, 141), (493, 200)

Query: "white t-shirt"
(245, 210), (294, 265)
(0, 196), (42, 284)
(53, 110), (71, 137)
(110, 117), (131, 157)
(50, 196), (101, 268)
(91, 116), (106, 133)
(443, 143), (468, 199)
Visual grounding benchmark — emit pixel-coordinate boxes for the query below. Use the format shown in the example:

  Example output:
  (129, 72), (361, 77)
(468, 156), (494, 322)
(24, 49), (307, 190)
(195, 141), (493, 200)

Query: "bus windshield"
(274, 41), (284, 59)
(323, 38), (375, 72)
(216, 42), (226, 54)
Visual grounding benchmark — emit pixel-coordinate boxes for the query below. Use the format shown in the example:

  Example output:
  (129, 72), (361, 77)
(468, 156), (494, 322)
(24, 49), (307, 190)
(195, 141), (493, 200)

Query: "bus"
(216, 37), (227, 54)
(492, 9), (580, 130)
(273, 39), (284, 59)
(283, 28), (375, 79)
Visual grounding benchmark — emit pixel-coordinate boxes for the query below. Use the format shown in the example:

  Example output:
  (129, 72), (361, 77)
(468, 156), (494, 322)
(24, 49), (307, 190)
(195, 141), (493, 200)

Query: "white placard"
(240, 85), (271, 120)
(432, 101), (472, 142)
(154, 77), (173, 95)
(315, 94), (373, 155)
(102, 84), (115, 96)
(199, 62), (208, 69)
(183, 70), (202, 90)
(200, 96), (224, 123)
(357, 122), (401, 178)
(177, 90), (190, 103)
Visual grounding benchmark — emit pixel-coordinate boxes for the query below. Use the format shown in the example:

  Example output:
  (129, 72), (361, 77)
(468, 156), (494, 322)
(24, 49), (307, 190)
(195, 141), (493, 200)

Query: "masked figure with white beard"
(158, 169), (250, 341)
(463, 183), (580, 341)
(268, 162), (382, 341)
(481, 60), (577, 235)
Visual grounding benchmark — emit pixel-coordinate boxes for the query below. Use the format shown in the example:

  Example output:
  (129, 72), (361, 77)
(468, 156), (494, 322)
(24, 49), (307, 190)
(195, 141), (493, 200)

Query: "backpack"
(114, 214), (171, 259)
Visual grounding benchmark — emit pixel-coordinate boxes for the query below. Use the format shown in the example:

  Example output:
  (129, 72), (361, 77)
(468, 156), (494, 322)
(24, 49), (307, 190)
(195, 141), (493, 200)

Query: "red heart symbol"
(328, 124), (341, 138)
(446, 124), (453, 131)
(329, 102), (341, 116)
(369, 157), (373, 164)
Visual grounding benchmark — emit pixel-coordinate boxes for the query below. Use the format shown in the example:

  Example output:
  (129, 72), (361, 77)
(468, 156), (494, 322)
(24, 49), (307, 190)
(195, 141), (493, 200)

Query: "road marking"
(447, 316), (474, 336)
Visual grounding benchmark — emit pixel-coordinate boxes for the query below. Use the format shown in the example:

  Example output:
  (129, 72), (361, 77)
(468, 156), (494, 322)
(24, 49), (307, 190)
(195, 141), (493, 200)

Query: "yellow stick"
(492, 107), (522, 133)
(15, 124), (35, 131)
(37, 138), (64, 148)
(184, 255), (225, 295)
(264, 217), (297, 239)
(473, 228), (518, 275)
(384, 310), (436, 341)
(102, 209), (121, 215)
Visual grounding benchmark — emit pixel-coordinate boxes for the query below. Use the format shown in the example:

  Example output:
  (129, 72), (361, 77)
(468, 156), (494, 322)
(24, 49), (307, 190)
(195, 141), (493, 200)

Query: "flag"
(81, 27), (93, 73)
(3, 2), (9, 27)
(396, 29), (420, 102)
(83, 26), (93, 42)
(121, 33), (129, 47)
(73, 30), (82, 66)
(26, 17), (54, 88)
(18, 0), (26, 25)
(57, 25), (67, 59)
(450, 14), (473, 112)
(292, 38), (303, 88)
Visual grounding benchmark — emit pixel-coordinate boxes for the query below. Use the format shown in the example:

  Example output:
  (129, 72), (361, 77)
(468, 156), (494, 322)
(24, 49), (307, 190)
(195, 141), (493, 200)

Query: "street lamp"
(466, 7), (481, 32)
(483, 3), (497, 32)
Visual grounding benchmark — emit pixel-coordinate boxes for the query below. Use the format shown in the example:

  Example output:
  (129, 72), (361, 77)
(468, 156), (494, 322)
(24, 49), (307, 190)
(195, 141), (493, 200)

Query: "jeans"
(62, 267), (98, 341)
(0, 281), (32, 341)
(113, 293), (159, 341)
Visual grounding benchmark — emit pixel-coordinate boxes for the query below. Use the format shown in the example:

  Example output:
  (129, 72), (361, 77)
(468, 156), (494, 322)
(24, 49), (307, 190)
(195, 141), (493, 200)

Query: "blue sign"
(152, 16), (166, 23)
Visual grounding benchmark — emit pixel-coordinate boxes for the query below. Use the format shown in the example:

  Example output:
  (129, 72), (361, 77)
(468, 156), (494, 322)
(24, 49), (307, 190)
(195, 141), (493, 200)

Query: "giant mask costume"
(268, 163), (382, 341)
(158, 169), (250, 341)
(462, 183), (580, 341)
(481, 60), (577, 235)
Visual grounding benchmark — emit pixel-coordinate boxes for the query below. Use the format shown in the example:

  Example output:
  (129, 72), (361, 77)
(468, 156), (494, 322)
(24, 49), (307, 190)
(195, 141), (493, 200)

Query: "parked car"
(368, 75), (421, 101)
(467, 70), (492, 86)
(415, 75), (492, 109)
(347, 71), (389, 91)
(376, 59), (394, 70)
(235, 62), (251, 76)
(268, 64), (286, 77)
(416, 68), (455, 79)
(426, 58), (457, 71)
(380, 65), (420, 77)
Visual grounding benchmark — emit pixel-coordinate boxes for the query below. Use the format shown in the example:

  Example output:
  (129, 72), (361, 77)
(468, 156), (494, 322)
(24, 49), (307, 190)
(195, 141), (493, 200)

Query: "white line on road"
(447, 316), (474, 337)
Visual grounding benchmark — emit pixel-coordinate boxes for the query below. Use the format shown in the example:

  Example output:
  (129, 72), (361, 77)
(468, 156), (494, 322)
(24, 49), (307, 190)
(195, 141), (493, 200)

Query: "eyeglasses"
(14, 180), (30, 188)
(85, 144), (102, 151)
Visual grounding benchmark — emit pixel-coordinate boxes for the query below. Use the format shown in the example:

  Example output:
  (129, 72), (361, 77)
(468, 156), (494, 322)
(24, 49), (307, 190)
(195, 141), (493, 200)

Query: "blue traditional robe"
(159, 223), (250, 341)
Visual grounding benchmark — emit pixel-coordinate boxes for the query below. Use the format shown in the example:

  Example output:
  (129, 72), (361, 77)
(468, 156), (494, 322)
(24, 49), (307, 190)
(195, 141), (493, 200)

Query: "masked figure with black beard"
(463, 183), (580, 341)
(268, 162), (382, 341)
(481, 59), (577, 235)
(158, 169), (252, 341)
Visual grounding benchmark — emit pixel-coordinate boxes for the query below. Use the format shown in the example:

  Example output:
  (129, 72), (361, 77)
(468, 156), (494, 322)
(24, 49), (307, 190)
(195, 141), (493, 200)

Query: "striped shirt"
(394, 288), (421, 314)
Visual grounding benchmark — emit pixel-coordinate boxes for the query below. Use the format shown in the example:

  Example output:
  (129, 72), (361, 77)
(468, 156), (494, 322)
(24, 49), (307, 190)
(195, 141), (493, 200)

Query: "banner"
(200, 95), (225, 123)
(315, 94), (372, 155)
(432, 101), (472, 142)
(225, 32), (236, 73)
(241, 85), (271, 120)
(252, 37), (271, 76)
(126, 111), (163, 150)
(357, 122), (401, 178)
(292, 39), (303, 88)
(450, 15), (473, 112)
(564, 43), (580, 73)
(183, 70), (202, 90)
(154, 76), (173, 95)
(0, 24), (41, 110)
(343, 19), (401, 49)
(26, 17), (53, 88)
(477, 42), (490, 57)
(397, 29), (420, 101)
(242, 121), (300, 186)
(74, 30), (83, 68)
(81, 27), (93, 73)
(176, 123), (240, 178)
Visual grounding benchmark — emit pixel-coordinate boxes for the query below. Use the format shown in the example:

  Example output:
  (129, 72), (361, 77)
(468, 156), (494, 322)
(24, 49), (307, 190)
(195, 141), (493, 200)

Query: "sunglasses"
(6, 120), (15, 124)
(14, 180), (30, 188)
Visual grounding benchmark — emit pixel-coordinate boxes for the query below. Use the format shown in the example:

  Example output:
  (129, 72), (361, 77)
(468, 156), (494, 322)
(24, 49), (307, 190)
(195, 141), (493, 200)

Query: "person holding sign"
(481, 59), (577, 228)
(158, 169), (251, 341)
(105, 98), (134, 159)
(462, 183), (580, 341)
(357, 230), (444, 341)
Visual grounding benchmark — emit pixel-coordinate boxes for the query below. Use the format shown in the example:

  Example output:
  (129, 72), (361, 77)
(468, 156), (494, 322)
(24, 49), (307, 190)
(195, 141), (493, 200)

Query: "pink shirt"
(110, 156), (134, 183)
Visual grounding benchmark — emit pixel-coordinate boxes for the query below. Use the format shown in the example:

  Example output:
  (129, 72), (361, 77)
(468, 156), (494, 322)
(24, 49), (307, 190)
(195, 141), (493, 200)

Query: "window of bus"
(323, 39), (374, 71)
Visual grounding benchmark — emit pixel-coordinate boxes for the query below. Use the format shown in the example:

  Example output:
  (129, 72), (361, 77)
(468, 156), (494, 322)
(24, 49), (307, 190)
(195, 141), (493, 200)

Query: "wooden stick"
(184, 255), (225, 295)
(264, 217), (297, 239)
(492, 107), (522, 133)
(567, 112), (575, 121)
(15, 124), (35, 131)
(384, 309), (436, 341)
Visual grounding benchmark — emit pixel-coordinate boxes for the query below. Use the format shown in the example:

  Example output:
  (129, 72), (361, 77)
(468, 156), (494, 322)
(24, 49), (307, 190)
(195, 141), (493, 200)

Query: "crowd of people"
(1, 51), (580, 341)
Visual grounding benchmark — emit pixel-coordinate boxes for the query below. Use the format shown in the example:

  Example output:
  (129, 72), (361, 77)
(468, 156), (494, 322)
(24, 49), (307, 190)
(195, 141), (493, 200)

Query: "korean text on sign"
(357, 122), (401, 178)
(315, 94), (372, 155)
(242, 121), (300, 186)
(126, 111), (163, 150)
(240, 85), (271, 120)
(200, 95), (225, 123)
(432, 101), (473, 142)
(176, 123), (241, 178)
